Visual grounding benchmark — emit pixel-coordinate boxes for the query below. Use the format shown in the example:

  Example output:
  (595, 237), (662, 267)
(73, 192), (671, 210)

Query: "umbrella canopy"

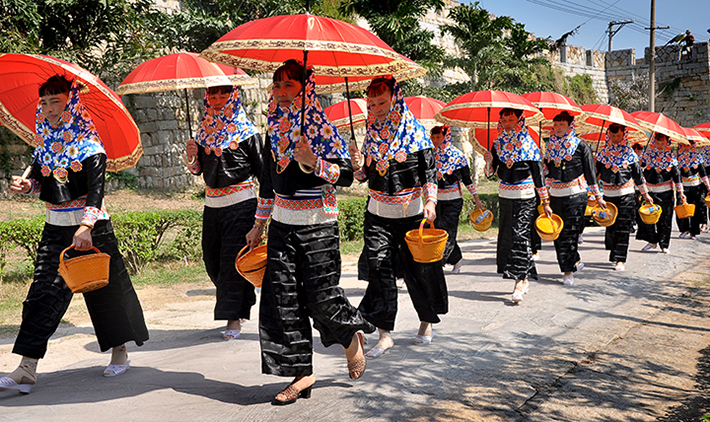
(630, 111), (688, 144)
(324, 99), (367, 130)
(0, 53), (141, 172)
(312, 54), (425, 94)
(521, 92), (583, 121)
(435, 90), (543, 129)
(682, 126), (710, 147)
(404, 96), (446, 126)
(575, 104), (645, 147)
(201, 13), (421, 79)
(692, 122), (710, 139)
(115, 52), (255, 95)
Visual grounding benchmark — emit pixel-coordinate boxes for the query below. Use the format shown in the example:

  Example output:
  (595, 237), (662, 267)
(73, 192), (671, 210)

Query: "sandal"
(0, 376), (33, 394)
(272, 383), (313, 406)
(347, 332), (366, 380)
(414, 333), (434, 345)
(103, 360), (130, 377)
(223, 329), (241, 340)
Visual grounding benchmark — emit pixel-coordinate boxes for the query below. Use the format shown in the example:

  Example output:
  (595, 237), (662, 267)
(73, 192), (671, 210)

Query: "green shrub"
(461, 193), (499, 226)
(338, 197), (367, 241)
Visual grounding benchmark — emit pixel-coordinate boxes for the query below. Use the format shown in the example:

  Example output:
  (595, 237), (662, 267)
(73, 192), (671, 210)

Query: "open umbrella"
(630, 111), (688, 144)
(693, 122), (710, 139)
(0, 53), (141, 172)
(682, 126), (710, 147)
(521, 91), (583, 139)
(116, 52), (256, 140)
(404, 96), (446, 126)
(576, 104), (645, 151)
(324, 99), (367, 132)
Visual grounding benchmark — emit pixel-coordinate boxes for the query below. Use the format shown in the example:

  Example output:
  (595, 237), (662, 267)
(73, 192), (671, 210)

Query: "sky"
(467, 0), (710, 57)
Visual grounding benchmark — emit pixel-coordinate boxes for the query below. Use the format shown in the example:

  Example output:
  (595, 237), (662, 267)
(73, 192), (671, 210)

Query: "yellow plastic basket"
(235, 244), (267, 288)
(535, 214), (564, 241)
(58, 246), (110, 294)
(674, 202), (695, 219)
(639, 204), (662, 225)
(469, 209), (493, 232)
(591, 202), (618, 227)
(405, 219), (449, 263)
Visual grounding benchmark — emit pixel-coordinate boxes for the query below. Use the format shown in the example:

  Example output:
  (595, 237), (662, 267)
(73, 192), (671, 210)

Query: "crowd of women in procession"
(2, 50), (710, 407)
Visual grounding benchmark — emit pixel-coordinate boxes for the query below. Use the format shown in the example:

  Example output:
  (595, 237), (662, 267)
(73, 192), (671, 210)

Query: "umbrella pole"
(595, 119), (606, 154)
(487, 107), (491, 150)
(183, 88), (193, 140)
(345, 77), (356, 147)
(298, 50), (313, 173)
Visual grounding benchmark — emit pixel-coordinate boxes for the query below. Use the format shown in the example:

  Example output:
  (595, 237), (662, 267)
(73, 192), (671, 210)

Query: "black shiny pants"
(676, 185), (706, 236)
(358, 212), (448, 331)
(435, 198), (463, 265)
(497, 197), (538, 280)
(636, 190), (674, 249)
(202, 199), (257, 321)
(604, 193), (635, 263)
(550, 193), (586, 273)
(259, 220), (374, 377)
(13, 220), (149, 359)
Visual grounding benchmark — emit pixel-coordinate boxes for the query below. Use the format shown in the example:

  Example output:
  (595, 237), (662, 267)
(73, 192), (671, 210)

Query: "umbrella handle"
(21, 165), (32, 180)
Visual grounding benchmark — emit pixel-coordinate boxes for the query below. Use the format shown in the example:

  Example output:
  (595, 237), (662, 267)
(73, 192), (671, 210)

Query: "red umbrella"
(324, 99), (367, 131)
(692, 122), (710, 139)
(521, 92), (583, 121)
(116, 52), (256, 140)
(682, 126), (710, 147)
(0, 53), (141, 172)
(576, 104), (646, 150)
(404, 96), (446, 126)
(630, 111), (688, 144)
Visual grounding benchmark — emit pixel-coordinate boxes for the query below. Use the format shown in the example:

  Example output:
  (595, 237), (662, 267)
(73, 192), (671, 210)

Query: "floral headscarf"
(642, 133), (678, 172)
(701, 146), (710, 166)
(544, 118), (580, 166)
(362, 77), (432, 176)
(33, 80), (105, 184)
(266, 67), (348, 172)
(493, 114), (541, 168)
(434, 126), (468, 179)
(677, 144), (704, 170)
(596, 126), (638, 173)
(196, 86), (258, 155)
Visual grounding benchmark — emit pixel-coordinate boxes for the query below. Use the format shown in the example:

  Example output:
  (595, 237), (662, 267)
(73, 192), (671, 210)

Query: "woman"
(483, 109), (551, 304)
(543, 111), (604, 286)
(636, 132), (686, 253)
(596, 124), (653, 271)
(431, 125), (484, 274)
(675, 141), (710, 239)
(1, 76), (148, 393)
(245, 60), (373, 405)
(349, 76), (446, 357)
(702, 145), (710, 232)
(186, 85), (262, 340)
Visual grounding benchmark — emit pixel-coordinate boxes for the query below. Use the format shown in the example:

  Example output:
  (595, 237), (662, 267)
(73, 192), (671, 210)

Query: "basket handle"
(418, 218), (434, 246)
(59, 245), (101, 264)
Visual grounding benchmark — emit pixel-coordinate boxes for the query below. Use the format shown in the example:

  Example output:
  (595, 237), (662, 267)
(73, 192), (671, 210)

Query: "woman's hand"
(643, 193), (653, 205)
(679, 192), (687, 204)
(596, 197), (607, 209)
(473, 194), (484, 211)
(186, 139), (198, 160)
(9, 176), (31, 194)
(543, 204), (553, 219)
(246, 225), (265, 250)
(423, 201), (437, 222)
(349, 143), (363, 171)
(294, 136), (317, 168)
(73, 225), (93, 251)
(483, 151), (493, 164)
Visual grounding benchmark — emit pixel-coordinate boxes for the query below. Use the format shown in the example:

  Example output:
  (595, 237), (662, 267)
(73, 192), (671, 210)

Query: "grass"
(131, 260), (211, 287)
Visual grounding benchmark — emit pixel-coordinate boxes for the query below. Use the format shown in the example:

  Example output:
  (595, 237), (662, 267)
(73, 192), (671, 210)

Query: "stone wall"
(548, 45), (609, 104)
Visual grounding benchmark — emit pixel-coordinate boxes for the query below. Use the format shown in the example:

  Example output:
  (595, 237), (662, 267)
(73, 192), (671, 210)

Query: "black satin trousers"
(636, 190), (674, 249)
(13, 220), (149, 359)
(259, 220), (375, 377)
(676, 185), (707, 236)
(202, 199), (257, 321)
(604, 193), (636, 263)
(550, 193), (587, 273)
(497, 197), (538, 280)
(357, 212), (448, 331)
(435, 198), (464, 265)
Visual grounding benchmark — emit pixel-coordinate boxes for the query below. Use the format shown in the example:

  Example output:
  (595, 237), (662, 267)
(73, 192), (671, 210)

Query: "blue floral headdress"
(596, 126), (638, 173)
(196, 86), (258, 156)
(493, 114), (541, 168)
(544, 118), (580, 166)
(642, 133), (678, 172)
(434, 126), (468, 179)
(676, 144), (704, 170)
(33, 80), (105, 184)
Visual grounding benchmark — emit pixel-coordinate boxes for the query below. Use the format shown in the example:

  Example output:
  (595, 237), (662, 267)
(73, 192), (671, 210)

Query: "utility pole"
(607, 20), (634, 51)
(649, 0), (656, 111)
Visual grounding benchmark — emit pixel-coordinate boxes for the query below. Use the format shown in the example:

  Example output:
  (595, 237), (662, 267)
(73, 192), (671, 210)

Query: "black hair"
(39, 75), (72, 97)
(499, 108), (522, 119)
(552, 111), (574, 125)
(430, 125), (448, 136)
(206, 85), (232, 96)
(366, 77), (396, 97)
(608, 123), (625, 133)
(273, 59), (306, 85)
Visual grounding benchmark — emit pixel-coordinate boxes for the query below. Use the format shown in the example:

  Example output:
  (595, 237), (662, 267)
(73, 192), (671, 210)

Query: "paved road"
(1, 226), (709, 421)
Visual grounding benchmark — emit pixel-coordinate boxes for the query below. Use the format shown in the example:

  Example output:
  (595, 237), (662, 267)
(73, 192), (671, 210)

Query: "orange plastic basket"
(235, 244), (267, 288)
(638, 204), (662, 225)
(591, 202), (618, 227)
(705, 195), (710, 208)
(58, 246), (110, 294)
(535, 214), (564, 241)
(405, 219), (449, 263)
(674, 202), (695, 219)
(469, 209), (493, 232)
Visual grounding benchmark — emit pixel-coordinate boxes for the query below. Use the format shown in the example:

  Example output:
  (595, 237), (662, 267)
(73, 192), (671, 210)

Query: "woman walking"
(675, 141), (710, 239)
(186, 85), (262, 340)
(350, 76), (447, 357)
(245, 60), (373, 405)
(483, 109), (551, 304)
(596, 124), (653, 271)
(1, 76), (148, 393)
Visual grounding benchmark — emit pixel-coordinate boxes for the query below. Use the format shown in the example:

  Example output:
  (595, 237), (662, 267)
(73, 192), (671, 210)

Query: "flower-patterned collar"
(596, 126), (638, 173)
(544, 119), (580, 166)
(642, 133), (678, 173)
(493, 115), (541, 168)
(434, 126), (468, 179)
(196, 86), (258, 156)
(677, 145), (703, 170)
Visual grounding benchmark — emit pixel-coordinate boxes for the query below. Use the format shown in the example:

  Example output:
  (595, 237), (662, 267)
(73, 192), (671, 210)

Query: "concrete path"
(1, 226), (709, 421)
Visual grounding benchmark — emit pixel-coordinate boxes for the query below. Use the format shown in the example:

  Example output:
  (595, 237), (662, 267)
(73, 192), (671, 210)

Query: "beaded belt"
(682, 174), (701, 187)
(601, 180), (635, 197)
(498, 177), (535, 200)
(438, 183), (462, 201)
(272, 190), (336, 226)
(205, 179), (255, 208)
(548, 175), (588, 197)
(45, 196), (110, 226)
(368, 188), (424, 219)
(646, 181), (673, 193)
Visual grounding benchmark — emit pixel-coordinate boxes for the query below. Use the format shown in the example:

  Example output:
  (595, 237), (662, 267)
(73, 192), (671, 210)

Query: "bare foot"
(417, 322), (432, 337)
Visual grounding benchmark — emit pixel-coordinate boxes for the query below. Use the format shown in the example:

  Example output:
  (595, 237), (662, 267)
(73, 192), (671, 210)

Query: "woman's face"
(500, 113), (517, 132)
(207, 91), (230, 112)
(680, 143), (691, 152)
(272, 78), (303, 109)
(608, 126), (624, 144)
(654, 133), (669, 150)
(552, 120), (569, 137)
(368, 90), (392, 122)
(40, 92), (69, 125)
(431, 132), (444, 147)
